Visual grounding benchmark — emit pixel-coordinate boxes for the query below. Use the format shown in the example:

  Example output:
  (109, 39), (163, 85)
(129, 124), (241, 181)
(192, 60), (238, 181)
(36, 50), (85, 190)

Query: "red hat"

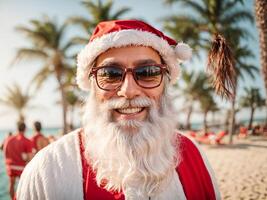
(77, 19), (192, 91)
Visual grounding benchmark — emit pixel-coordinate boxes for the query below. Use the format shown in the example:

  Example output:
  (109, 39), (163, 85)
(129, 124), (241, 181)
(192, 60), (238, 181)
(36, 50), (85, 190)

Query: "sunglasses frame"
(89, 64), (168, 91)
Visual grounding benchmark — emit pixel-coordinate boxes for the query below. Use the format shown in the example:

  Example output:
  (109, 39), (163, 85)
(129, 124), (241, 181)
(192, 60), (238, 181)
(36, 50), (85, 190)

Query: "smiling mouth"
(116, 107), (145, 114)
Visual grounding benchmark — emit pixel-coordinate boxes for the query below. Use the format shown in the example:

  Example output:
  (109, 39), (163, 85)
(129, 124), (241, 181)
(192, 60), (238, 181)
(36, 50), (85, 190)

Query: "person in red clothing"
(0, 131), (12, 150)
(16, 19), (236, 199)
(3, 121), (33, 199)
(31, 121), (49, 153)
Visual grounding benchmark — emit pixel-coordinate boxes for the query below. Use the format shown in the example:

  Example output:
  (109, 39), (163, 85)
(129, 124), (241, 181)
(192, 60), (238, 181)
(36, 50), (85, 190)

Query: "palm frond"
(67, 16), (93, 32)
(162, 15), (203, 49)
(224, 0), (242, 11)
(221, 10), (254, 25)
(111, 7), (131, 19)
(0, 84), (33, 120)
(62, 36), (88, 51)
(16, 25), (51, 48)
(30, 65), (53, 90)
(237, 63), (259, 80)
(82, 0), (130, 23)
(56, 23), (68, 48)
(239, 87), (265, 108)
(11, 48), (48, 65)
(234, 45), (255, 58)
(182, 0), (207, 17)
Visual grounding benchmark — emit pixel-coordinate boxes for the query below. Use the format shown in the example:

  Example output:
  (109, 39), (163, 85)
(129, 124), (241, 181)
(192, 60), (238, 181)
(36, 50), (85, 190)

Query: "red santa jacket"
(79, 133), (217, 200)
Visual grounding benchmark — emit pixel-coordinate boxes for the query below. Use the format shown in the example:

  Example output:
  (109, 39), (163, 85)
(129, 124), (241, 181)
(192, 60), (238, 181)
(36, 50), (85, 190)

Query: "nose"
(116, 72), (142, 99)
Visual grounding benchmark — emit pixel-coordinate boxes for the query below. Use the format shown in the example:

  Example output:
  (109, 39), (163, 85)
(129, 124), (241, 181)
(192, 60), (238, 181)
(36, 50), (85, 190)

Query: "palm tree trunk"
(56, 74), (68, 135)
(19, 112), (25, 122)
(248, 107), (255, 130)
(60, 86), (68, 135)
(70, 105), (74, 130)
(203, 111), (208, 133)
(255, 0), (267, 125)
(224, 109), (230, 131)
(185, 105), (193, 130)
(228, 86), (237, 144)
(211, 111), (216, 125)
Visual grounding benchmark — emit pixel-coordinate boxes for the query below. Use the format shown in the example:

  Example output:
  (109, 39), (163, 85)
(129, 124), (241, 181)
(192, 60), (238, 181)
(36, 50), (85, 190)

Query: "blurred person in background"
(3, 121), (33, 199)
(0, 131), (12, 150)
(31, 121), (49, 153)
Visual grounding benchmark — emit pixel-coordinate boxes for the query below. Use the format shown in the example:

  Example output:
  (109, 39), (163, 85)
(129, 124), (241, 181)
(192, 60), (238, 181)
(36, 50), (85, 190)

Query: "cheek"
(91, 80), (111, 102)
(153, 94), (162, 108)
(95, 88), (116, 102)
(146, 86), (164, 107)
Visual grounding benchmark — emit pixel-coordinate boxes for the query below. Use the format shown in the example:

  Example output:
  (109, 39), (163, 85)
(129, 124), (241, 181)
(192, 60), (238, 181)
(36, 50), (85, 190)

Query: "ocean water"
(0, 128), (60, 200)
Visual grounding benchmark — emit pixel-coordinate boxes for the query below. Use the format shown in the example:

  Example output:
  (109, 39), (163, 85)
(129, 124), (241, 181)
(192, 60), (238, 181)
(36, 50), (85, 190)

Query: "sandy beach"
(201, 135), (267, 200)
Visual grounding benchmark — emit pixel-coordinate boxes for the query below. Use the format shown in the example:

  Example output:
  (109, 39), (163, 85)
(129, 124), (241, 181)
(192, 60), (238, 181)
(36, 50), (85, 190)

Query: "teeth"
(117, 107), (142, 114)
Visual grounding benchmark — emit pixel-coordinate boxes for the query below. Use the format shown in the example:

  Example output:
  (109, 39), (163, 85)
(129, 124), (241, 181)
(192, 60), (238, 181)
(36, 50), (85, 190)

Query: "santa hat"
(77, 19), (192, 91)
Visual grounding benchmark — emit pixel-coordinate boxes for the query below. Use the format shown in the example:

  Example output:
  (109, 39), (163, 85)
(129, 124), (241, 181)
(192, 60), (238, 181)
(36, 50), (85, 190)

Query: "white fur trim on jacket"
(16, 129), (84, 200)
(77, 30), (182, 91)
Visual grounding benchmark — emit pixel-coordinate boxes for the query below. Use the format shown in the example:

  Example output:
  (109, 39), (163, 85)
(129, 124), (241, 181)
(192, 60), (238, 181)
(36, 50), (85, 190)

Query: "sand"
(201, 135), (267, 200)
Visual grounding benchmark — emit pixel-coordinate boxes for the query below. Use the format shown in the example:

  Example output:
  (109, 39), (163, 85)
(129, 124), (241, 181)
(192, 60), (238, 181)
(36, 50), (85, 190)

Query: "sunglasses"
(89, 64), (168, 91)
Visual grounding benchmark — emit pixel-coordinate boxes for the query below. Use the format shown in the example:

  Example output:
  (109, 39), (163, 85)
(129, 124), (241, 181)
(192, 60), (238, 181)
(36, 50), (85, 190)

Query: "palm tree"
(65, 90), (83, 129)
(255, 0), (267, 123)
(239, 87), (265, 129)
(13, 16), (75, 134)
(199, 91), (218, 133)
(163, 0), (253, 56)
(0, 84), (33, 122)
(68, 0), (130, 45)
(178, 70), (212, 129)
(227, 45), (258, 142)
(55, 89), (82, 130)
(163, 0), (256, 143)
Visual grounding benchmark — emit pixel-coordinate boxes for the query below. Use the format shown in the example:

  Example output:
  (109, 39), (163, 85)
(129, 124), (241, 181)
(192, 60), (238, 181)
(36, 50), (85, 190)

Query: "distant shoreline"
(0, 127), (62, 133)
(0, 117), (266, 133)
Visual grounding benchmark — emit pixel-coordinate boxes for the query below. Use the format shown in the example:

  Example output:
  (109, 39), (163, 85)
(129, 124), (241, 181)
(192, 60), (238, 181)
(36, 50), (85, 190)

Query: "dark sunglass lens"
(135, 65), (162, 87)
(96, 67), (123, 89)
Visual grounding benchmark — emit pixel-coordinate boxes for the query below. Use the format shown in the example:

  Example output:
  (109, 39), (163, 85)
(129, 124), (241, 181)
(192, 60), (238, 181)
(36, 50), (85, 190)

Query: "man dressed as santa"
(17, 20), (221, 200)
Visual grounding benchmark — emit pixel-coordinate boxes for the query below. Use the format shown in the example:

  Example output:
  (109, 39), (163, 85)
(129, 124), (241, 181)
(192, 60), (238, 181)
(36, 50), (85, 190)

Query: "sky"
(0, 0), (265, 130)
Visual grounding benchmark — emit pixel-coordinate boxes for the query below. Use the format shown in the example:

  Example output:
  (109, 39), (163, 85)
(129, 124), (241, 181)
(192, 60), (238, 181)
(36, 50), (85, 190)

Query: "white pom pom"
(175, 43), (192, 61)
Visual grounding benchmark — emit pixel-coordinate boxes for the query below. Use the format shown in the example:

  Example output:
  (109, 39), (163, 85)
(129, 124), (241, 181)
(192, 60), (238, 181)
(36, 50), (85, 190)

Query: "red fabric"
(79, 132), (216, 200)
(90, 19), (177, 46)
(79, 133), (125, 200)
(3, 133), (33, 177)
(6, 166), (23, 177)
(177, 136), (216, 200)
(31, 132), (43, 150)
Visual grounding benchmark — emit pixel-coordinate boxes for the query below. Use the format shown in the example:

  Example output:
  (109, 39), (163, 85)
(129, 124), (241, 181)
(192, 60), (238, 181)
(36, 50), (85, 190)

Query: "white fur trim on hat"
(77, 30), (191, 91)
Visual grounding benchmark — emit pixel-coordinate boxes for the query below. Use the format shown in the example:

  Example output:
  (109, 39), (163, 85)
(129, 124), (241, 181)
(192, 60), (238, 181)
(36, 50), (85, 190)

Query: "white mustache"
(106, 96), (153, 110)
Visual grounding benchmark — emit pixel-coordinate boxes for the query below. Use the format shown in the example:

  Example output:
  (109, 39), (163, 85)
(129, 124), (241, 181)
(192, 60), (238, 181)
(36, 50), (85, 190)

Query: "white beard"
(82, 87), (180, 200)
